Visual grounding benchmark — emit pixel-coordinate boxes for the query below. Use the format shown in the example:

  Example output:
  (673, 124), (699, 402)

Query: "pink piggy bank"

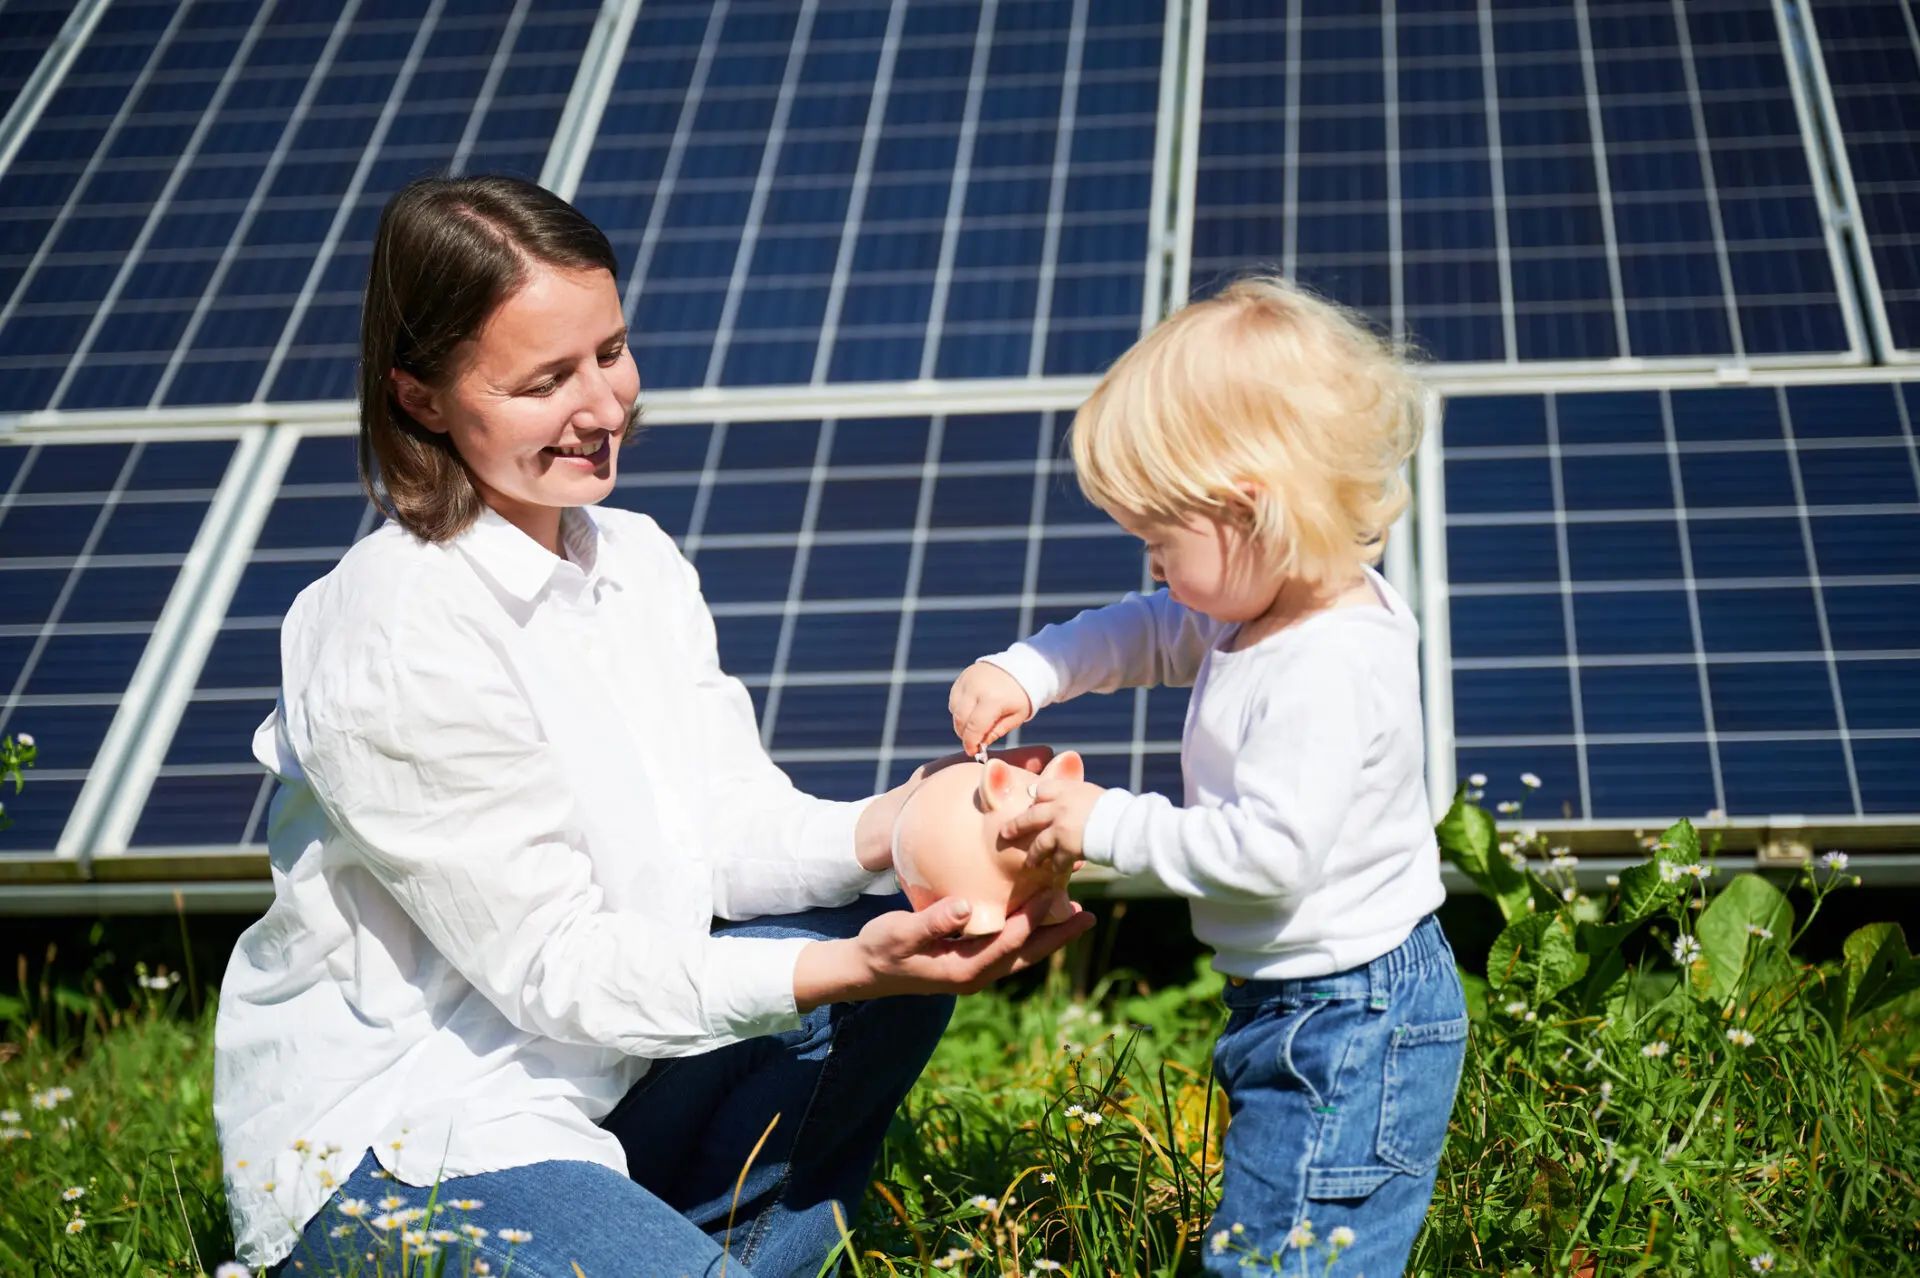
(891, 750), (1084, 936)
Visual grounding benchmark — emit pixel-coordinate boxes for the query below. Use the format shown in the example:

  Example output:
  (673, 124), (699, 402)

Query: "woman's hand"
(950, 662), (1034, 757)
(851, 744), (1057, 872)
(793, 895), (1096, 1011)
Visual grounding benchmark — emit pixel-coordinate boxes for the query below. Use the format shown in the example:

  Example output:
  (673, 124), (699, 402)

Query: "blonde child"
(949, 278), (1465, 1274)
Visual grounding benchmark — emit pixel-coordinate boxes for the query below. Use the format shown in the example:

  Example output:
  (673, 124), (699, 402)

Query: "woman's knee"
(856, 991), (955, 1070)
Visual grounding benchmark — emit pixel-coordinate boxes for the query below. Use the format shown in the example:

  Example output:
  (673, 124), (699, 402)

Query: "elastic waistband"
(1222, 914), (1453, 1010)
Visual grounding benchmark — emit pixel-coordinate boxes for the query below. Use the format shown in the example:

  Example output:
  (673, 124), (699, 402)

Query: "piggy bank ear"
(1039, 750), (1085, 784)
(979, 758), (1027, 811)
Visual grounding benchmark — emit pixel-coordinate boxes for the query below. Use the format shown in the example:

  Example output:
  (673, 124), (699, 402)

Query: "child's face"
(1109, 507), (1283, 624)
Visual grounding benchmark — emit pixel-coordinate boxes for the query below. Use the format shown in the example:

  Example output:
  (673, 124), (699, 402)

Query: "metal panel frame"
(0, 0), (112, 185)
(1785, 0), (1916, 365)
(540, 0), (646, 201)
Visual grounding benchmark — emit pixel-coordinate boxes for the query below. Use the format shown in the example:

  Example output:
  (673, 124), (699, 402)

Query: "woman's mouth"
(544, 434), (611, 468)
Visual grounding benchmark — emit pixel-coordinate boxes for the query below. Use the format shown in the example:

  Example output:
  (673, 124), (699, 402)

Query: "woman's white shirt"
(214, 505), (887, 1269)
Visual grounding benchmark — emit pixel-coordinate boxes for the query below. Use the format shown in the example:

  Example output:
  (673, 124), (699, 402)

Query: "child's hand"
(949, 662), (1034, 756)
(1001, 776), (1106, 875)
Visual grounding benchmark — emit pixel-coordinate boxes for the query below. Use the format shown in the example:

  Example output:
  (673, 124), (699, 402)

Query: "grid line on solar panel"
(0, 0), (76, 123)
(0, 0), (598, 414)
(1441, 381), (1920, 824)
(126, 412), (1184, 846)
(574, 0), (1165, 392)
(1190, 0), (1855, 366)
(1804, 0), (1920, 356)
(0, 435), (238, 852)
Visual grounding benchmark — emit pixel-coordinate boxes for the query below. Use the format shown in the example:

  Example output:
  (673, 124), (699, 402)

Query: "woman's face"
(396, 261), (639, 551)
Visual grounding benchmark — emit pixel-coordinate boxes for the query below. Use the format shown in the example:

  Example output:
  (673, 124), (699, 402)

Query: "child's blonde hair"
(1069, 276), (1422, 592)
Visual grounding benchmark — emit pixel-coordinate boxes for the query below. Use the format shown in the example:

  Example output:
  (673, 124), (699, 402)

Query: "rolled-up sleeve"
(290, 607), (808, 1058)
(665, 553), (888, 919)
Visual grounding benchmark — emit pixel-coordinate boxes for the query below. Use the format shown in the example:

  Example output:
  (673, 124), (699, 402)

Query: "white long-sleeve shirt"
(983, 568), (1444, 981)
(214, 505), (887, 1269)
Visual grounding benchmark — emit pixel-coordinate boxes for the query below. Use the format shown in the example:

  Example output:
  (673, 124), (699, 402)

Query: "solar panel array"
(1191, 0), (1855, 366)
(1808, 0), (1920, 357)
(572, 0), (1167, 389)
(0, 0), (597, 415)
(1, 0), (1918, 863)
(1445, 380), (1920, 821)
(0, 434), (238, 850)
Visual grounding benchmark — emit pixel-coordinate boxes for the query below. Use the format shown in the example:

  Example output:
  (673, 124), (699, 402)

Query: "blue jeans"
(1205, 915), (1467, 1277)
(278, 894), (953, 1278)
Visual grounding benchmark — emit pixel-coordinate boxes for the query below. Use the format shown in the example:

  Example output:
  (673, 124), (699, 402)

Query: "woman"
(213, 175), (1093, 1277)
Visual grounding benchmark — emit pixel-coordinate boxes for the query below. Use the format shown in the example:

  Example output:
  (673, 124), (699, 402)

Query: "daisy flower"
(498, 1228), (532, 1244)
(1330, 1225), (1357, 1248)
(1727, 1028), (1756, 1047)
(65, 1218), (86, 1235)
(1641, 1040), (1671, 1058)
(61, 1187), (84, 1202)
(1286, 1221), (1316, 1249)
(1672, 935), (1703, 965)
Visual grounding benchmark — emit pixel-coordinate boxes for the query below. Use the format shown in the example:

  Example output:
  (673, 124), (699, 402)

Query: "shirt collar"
(457, 505), (619, 604)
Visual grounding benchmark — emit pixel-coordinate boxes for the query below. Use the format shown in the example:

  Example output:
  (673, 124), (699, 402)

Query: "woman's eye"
(598, 345), (625, 366)
(525, 376), (561, 396)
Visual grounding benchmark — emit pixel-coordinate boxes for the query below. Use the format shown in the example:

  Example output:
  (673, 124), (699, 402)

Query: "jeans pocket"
(1377, 1015), (1468, 1173)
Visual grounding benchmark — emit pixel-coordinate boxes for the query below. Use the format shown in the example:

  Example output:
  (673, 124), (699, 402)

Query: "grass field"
(3, 804), (1917, 1276)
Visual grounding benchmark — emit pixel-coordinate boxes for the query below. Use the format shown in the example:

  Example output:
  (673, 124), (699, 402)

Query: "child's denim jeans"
(1206, 914), (1467, 1276)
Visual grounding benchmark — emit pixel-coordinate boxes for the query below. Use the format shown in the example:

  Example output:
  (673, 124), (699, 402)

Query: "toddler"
(950, 278), (1466, 1275)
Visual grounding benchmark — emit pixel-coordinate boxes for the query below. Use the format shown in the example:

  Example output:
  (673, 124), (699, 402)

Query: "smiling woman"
(211, 176), (1095, 1278)
(358, 177), (640, 548)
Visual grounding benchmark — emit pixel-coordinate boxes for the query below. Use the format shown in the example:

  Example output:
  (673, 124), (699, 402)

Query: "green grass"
(4, 806), (1918, 1276)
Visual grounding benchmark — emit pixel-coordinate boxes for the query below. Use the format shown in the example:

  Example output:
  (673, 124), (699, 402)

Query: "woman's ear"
(391, 369), (447, 433)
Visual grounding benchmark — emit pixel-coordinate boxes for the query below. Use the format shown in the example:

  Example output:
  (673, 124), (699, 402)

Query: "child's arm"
(1004, 644), (1371, 902)
(952, 589), (1227, 754)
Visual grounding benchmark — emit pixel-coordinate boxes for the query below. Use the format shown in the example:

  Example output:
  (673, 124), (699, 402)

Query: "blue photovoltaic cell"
(0, 0), (597, 415)
(1444, 381), (1920, 822)
(1809, 0), (1920, 354)
(0, 0), (71, 121)
(572, 0), (1164, 390)
(0, 436), (237, 853)
(1193, 0), (1850, 365)
(130, 414), (1182, 846)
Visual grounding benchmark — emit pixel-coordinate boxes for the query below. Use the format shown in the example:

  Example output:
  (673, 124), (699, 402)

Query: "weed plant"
(2, 793), (1916, 1276)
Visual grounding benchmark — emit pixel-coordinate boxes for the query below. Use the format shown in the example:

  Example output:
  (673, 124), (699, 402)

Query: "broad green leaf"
(1615, 858), (1682, 923)
(1697, 874), (1795, 1002)
(1435, 797), (1531, 921)
(1840, 923), (1920, 1025)
(1487, 911), (1587, 1005)
(1657, 818), (1702, 866)
(1578, 944), (1629, 1014)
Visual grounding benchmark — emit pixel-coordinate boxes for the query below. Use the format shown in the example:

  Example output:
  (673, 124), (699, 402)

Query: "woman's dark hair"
(359, 175), (627, 542)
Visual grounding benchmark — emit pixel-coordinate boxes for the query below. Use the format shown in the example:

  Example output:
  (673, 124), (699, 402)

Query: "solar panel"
(0, 0), (597, 416)
(570, 0), (1168, 390)
(1190, 0), (1857, 366)
(129, 431), (371, 848)
(1439, 379), (1920, 823)
(0, 434), (239, 853)
(0, 0), (73, 122)
(123, 413), (1190, 848)
(1804, 0), (1920, 357)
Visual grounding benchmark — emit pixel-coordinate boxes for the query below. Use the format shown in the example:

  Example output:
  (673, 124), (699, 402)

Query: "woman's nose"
(574, 363), (628, 433)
